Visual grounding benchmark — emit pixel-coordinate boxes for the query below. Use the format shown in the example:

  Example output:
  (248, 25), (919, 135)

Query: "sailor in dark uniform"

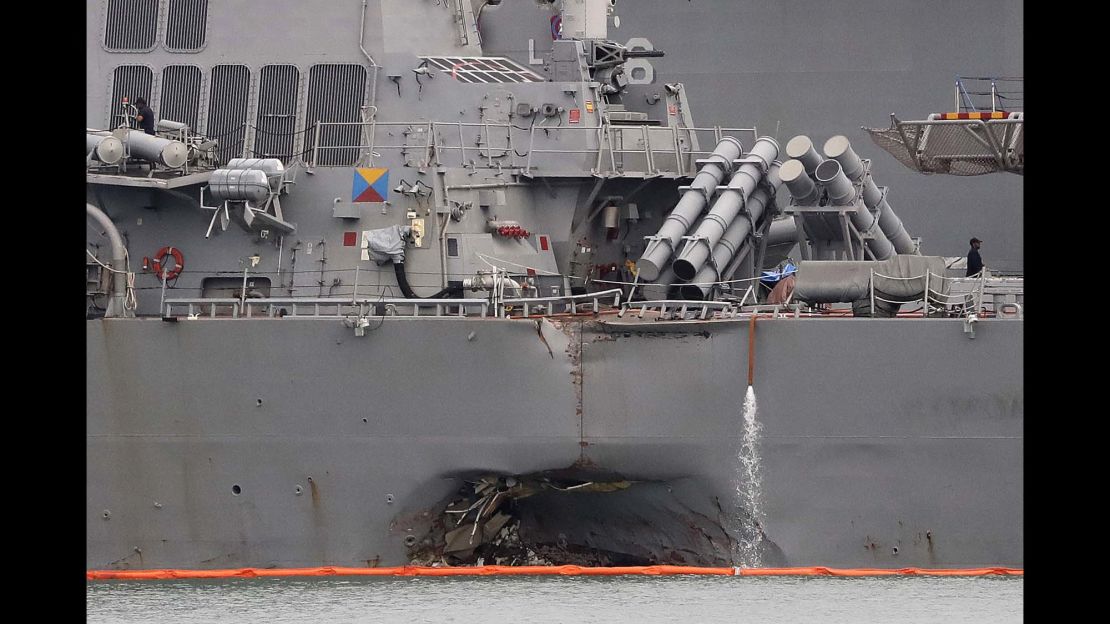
(134, 97), (156, 135)
(966, 237), (983, 277)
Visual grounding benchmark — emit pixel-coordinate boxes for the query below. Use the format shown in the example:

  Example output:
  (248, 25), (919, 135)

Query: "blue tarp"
(760, 262), (797, 285)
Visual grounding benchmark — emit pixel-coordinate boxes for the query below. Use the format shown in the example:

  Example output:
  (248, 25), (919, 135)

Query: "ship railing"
(619, 299), (740, 321)
(954, 76), (1023, 113)
(500, 288), (623, 318)
(867, 270), (1022, 318)
(740, 303), (805, 318)
(162, 297), (490, 319)
(161, 291), (624, 320)
(307, 120), (757, 177)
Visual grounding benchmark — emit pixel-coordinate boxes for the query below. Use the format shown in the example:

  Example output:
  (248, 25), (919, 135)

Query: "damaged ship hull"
(87, 316), (1022, 569)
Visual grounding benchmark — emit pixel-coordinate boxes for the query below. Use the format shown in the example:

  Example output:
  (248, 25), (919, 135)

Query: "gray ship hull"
(87, 316), (1022, 569)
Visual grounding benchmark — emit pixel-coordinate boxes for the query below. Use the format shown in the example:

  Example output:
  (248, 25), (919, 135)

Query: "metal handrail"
(620, 299), (739, 320)
(865, 270), (1020, 317)
(308, 120), (757, 175)
(502, 288), (622, 317)
(162, 290), (624, 320)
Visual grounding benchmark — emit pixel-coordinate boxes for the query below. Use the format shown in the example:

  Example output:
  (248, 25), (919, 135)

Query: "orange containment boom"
(87, 565), (1024, 580)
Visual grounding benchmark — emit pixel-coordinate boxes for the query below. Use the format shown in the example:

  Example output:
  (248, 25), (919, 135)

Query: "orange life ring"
(152, 246), (184, 280)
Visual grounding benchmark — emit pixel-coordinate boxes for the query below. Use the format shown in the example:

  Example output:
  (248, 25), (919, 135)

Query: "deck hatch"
(103, 0), (159, 52)
(159, 65), (203, 131)
(164, 0), (208, 51)
(206, 65), (251, 163)
(304, 64), (368, 166)
(254, 65), (302, 163)
(108, 65), (153, 129)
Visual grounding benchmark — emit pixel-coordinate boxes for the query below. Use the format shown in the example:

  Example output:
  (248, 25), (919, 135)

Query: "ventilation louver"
(108, 65), (153, 129)
(165, 0), (209, 52)
(304, 64), (368, 166)
(160, 65), (203, 131)
(254, 65), (302, 163)
(103, 0), (159, 52)
(206, 65), (251, 163)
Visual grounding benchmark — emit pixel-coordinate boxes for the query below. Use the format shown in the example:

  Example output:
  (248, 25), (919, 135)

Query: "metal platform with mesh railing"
(864, 77), (1023, 176)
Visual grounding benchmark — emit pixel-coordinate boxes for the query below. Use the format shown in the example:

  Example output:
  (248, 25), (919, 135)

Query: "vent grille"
(103, 0), (159, 51)
(165, 0), (209, 51)
(304, 64), (368, 166)
(254, 65), (302, 163)
(206, 65), (251, 163)
(109, 65), (154, 129)
(160, 65), (203, 131)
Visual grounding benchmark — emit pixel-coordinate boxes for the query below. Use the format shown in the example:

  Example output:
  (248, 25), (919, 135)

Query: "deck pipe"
(813, 159), (894, 260)
(823, 136), (916, 254)
(86, 203), (134, 318)
(637, 137), (743, 281)
(679, 162), (783, 300)
(671, 137), (780, 281)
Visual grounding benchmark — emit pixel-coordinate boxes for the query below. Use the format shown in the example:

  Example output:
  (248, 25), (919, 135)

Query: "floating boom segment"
(637, 137), (742, 281)
(672, 137), (780, 280)
(679, 162), (784, 300)
(813, 159), (894, 260)
(824, 136), (916, 254)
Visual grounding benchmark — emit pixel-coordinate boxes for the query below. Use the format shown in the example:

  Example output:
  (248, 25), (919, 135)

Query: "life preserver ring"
(152, 246), (184, 280)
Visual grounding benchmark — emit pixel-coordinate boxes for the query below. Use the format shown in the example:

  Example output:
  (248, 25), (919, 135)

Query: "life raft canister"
(151, 246), (184, 280)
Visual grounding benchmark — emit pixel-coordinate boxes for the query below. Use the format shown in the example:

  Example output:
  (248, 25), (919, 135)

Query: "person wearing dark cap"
(134, 97), (156, 135)
(966, 238), (983, 277)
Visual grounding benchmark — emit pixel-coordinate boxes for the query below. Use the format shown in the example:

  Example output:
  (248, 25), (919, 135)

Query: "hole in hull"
(402, 467), (784, 567)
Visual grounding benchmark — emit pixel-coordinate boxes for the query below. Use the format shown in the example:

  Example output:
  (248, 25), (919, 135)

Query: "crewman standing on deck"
(134, 97), (156, 135)
(966, 237), (983, 277)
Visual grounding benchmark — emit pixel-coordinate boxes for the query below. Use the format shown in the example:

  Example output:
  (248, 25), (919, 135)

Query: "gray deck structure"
(86, 0), (1022, 570)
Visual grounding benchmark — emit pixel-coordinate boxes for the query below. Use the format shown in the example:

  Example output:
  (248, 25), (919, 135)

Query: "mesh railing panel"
(866, 119), (1022, 176)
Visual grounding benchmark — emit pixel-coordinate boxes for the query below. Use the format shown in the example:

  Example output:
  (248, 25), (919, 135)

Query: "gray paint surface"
(86, 1), (1023, 570)
(88, 317), (1021, 569)
(478, 0), (1024, 269)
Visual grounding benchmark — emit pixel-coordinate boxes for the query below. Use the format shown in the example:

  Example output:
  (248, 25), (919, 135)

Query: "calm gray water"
(87, 576), (1023, 623)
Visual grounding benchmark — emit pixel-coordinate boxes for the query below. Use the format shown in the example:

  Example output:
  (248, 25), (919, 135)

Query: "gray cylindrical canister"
(208, 168), (272, 202)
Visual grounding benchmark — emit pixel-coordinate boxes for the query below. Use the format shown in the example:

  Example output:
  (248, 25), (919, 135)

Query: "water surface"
(88, 575), (1022, 623)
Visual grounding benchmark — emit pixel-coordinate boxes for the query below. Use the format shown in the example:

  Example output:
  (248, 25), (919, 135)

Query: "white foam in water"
(735, 385), (765, 567)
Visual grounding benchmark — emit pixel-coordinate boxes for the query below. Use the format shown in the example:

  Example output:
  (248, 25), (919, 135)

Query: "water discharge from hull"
(735, 385), (765, 568)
